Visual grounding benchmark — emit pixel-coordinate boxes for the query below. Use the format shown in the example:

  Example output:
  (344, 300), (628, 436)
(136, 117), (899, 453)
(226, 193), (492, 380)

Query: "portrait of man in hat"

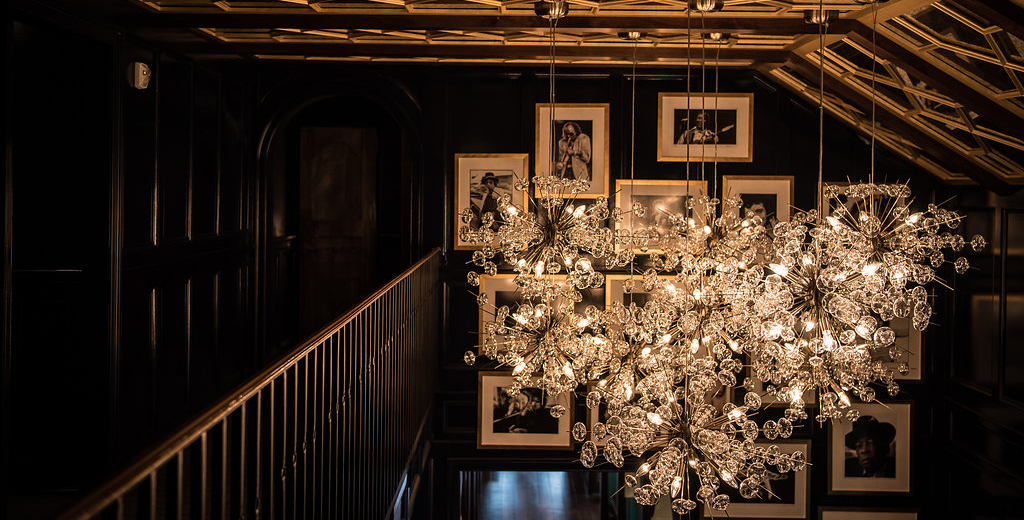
(469, 170), (509, 232)
(844, 415), (897, 478)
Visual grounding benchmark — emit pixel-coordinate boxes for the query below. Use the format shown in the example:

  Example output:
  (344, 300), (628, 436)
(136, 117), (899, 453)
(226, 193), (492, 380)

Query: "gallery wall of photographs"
(438, 68), (953, 520)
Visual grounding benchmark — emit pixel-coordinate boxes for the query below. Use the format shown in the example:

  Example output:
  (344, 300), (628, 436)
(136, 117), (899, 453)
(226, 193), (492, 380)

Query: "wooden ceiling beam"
(175, 41), (788, 63)
(786, 55), (1016, 194)
(847, 27), (1024, 138)
(117, 13), (858, 34)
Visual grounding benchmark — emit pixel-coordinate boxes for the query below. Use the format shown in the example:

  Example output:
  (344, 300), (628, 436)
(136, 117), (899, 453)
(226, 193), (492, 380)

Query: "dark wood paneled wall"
(3, 7), (261, 517)
(928, 187), (1024, 518)
(117, 43), (258, 459)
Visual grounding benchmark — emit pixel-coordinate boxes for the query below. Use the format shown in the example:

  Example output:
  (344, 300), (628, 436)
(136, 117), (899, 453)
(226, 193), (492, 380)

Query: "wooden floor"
(470, 471), (603, 520)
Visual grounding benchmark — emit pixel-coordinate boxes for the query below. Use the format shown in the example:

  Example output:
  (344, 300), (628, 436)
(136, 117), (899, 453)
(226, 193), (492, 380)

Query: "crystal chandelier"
(458, 0), (984, 513)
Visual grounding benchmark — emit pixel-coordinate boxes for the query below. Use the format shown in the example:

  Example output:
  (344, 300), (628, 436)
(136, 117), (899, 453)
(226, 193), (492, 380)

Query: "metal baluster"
(219, 418), (228, 520)
(268, 379), (276, 520)
(292, 362), (298, 520)
(198, 432), (209, 520)
(255, 391), (262, 520)
(326, 335), (335, 520)
(239, 404), (247, 520)
(279, 371), (287, 520)
(299, 354), (307, 520)
(173, 452), (184, 520)
(316, 345), (324, 518)
(344, 323), (354, 520)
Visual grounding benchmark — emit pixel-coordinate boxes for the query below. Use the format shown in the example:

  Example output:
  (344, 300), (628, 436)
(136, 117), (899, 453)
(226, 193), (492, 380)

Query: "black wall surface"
(3, 6), (263, 518)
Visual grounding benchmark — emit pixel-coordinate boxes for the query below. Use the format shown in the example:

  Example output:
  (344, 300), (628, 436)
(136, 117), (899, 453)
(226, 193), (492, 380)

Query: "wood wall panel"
(192, 68), (220, 239)
(123, 48), (158, 249)
(220, 85), (246, 234)
(156, 54), (192, 243)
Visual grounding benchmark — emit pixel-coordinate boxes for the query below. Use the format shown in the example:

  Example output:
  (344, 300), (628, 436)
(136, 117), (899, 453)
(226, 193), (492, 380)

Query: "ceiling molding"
(174, 41), (789, 63)
(116, 13), (860, 34)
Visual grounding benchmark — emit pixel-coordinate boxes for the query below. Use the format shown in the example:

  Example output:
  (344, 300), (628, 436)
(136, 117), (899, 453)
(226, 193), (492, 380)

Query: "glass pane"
(933, 48), (1016, 92)
(910, 4), (991, 50)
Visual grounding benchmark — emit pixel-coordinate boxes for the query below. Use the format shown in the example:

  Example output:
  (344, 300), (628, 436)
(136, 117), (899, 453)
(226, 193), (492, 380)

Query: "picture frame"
(477, 274), (604, 348)
(820, 508), (918, 520)
(477, 274), (519, 348)
(454, 153), (529, 250)
(721, 175), (795, 227)
(585, 383), (610, 447)
(701, 439), (810, 519)
(614, 179), (707, 253)
(477, 371), (573, 449)
(829, 402), (912, 494)
(604, 273), (676, 309)
(742, 370), (817, 407)
(884, 317), (922, 381)
(658, 93), (753, 162)
(535, 103), (610, 198)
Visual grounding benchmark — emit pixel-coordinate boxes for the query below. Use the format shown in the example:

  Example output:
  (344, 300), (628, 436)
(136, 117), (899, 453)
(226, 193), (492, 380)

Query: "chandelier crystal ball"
(461, 177), (982, 511)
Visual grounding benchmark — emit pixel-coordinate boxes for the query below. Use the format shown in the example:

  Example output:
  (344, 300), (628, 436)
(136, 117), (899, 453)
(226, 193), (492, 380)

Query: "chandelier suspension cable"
(816, 0), (827, 222)
(630, 37), (638, 279)
(869, 0), (879, 215)
(685, 7), (692, 217)
(549, 13), (557, 178)
(700, 10), (707, 192)
(714, 33), (721, 199)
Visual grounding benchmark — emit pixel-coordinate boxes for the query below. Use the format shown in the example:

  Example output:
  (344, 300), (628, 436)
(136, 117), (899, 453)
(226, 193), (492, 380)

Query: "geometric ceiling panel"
(886, 1), (1024, 110)
(38, 0), (1024, 190)
(769, 65), (972, 184)
(803, 38), (1024, 186)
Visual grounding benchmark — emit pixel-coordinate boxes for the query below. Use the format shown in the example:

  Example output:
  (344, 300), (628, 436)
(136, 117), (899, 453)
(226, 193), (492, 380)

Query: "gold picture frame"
(614, 179), (707, 254)
(454, 153), (529, 250)
(658, 93), (754, 162)
(535, 103), (611, 198)
(478, 371), (573, 450)
(721, 175), (795, 225)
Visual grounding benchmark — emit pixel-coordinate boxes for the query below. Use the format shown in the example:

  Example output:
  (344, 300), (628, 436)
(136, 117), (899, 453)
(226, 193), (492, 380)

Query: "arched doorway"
(258, 77), (425, 346)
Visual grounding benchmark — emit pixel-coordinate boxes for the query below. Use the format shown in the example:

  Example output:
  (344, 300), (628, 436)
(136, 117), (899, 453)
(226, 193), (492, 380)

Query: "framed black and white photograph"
(721, 175), (794, 229)
(658, 93), (753, 162)
(701, 440), (810, 519)
(881, 317), (922, 381)
(478, 371), (573, 449)
(820, 508), (917, 520)
(830, 402), (912, 493)
(454, 154), (529, 250)
(585, 383), (610, 447)
(822, 182), (852, 218)
(535, 103), (610, 198)
(605, 274), (676, 309)
(477, 274), (519, 347)
(742, 370), (817, 407)
(615, 179), (707, 252)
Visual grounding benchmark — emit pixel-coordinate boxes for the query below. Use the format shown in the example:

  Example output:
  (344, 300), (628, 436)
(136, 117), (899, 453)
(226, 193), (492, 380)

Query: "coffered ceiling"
(28, 0), (1024, 192)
